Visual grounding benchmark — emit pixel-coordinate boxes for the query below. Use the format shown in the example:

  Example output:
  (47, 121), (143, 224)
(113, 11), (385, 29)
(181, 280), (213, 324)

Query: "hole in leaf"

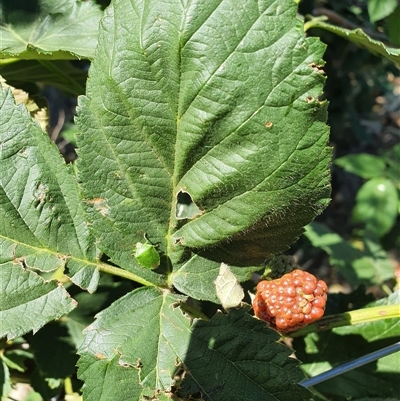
(176, 190), (202, 219)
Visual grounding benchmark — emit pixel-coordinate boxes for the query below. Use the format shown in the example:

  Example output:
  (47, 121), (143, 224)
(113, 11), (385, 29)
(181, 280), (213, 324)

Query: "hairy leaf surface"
(178, 309), (311, 401)
(0, 263), (76, 339)
(0, 86), (98, 338)
(77, 287), (192, 400)
(77, 289), (311, 401)
(76, 0), (331, 291)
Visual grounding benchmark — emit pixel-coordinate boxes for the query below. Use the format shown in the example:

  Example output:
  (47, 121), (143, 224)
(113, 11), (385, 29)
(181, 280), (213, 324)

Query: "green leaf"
(2, 348), (33, 372)
(0, 263), (77, 340)
(77, 287), (191, 400)
(362, 232), (396, 282)
(78, 290), (312, 401)
(76, 0), (331, 281)
(305, 18), (400, 65)
(383, 143), (400, 186)
(335, 153), (387, 179)
(0, 0), (102, 60)
(178, 309), (312, 401)
(353, 178), (399, 237)
(0, 86), (99, 292)
(367, 0), (398, 22)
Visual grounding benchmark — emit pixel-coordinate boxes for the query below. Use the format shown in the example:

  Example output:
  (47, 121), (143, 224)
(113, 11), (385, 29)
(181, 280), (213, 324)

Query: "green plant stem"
(97, 262), (156, 287)
(304, 16), (328, 32)
(289, 304), (400, 337)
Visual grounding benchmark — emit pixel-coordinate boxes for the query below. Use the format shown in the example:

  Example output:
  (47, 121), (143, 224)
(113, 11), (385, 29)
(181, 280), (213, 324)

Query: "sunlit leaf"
(78, 290), (312, 401)
(0, 263), (77, 340)
(76, 0), (331, 292)
(0, 85), (98, 293)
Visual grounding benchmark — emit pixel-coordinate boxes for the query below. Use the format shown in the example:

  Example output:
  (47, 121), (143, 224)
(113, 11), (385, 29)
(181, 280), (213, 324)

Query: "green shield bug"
(134, 235), (160, 269)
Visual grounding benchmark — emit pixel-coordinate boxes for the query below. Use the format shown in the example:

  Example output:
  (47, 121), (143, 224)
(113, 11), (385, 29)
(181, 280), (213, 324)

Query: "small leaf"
(352, 178), (398, 237)
(172, 253), (259, 303)
(0, 357), (12, 399)
(362, 232), (396, 282)
(215, 263), (244, 309)
(0, 263), (77, 340)
(1, 351), (30, 373)
(0, 0), (102, 60)
(335, 154), (387, 179)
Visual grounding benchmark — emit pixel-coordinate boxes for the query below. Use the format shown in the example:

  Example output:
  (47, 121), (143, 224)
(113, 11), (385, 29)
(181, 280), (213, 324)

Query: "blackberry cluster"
(253, 269), (328, 333)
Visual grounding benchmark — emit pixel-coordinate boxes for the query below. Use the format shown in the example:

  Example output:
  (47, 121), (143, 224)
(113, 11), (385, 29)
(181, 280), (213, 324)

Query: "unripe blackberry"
(253, 269), (328, 333)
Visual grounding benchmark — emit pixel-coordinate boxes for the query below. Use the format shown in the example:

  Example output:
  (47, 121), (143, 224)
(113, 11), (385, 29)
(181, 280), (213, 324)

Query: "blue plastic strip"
(300, 341), (400, 388)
